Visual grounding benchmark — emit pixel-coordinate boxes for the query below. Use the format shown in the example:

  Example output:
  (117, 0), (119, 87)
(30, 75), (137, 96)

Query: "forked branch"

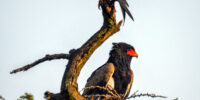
(11, 0), (122, 100)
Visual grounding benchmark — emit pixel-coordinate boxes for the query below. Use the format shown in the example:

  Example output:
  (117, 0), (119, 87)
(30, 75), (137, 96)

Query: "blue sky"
(0, 0), (200, 100)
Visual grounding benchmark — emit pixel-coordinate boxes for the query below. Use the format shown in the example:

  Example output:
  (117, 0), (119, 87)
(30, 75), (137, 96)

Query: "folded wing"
(82, 63), (115, 95)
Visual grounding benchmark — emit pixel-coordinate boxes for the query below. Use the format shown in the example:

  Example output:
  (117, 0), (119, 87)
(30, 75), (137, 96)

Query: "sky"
(0, 0), (200, 100)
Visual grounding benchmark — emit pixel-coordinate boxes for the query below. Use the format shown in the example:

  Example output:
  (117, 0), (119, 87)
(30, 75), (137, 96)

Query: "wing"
(82, 63), (115, 95)
(123, 70), (134, 99)
(118, 0), (134, 22)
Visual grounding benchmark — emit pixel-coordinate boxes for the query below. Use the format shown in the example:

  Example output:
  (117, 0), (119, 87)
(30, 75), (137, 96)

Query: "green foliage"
(17, 93), (34, 100)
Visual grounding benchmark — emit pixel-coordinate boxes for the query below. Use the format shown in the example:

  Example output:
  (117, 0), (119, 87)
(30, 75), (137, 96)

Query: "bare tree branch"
(11, 0), (122, 100)
(127, 90), (167, 99)
(10, 53), (69, 74)
(58, 16), (122, 100)
(45, 1), (122, 100)
(9, 1), (179, 100)
(9, 0), (178, 99)
(81, 86), (121, 99)
(173, 98), (179, 100)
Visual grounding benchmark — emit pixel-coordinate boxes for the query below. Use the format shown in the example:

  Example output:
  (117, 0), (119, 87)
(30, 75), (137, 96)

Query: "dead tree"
(11, 1), (122, 100)
(10, 1), (177, 100)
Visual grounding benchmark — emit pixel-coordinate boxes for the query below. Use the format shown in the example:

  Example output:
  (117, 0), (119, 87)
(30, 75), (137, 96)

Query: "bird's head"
(108, 42), (138, 66)
(110, 42), (138, 58)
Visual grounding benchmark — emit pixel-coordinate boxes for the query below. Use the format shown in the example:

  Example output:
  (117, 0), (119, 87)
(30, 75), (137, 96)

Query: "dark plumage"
(83, 42), (138, 100)
(98, 0), (134, 22)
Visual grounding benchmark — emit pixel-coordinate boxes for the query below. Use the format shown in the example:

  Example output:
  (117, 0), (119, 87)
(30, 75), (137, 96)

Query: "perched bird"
(98, 0), (134, 22)
(83, 42), (138, 100)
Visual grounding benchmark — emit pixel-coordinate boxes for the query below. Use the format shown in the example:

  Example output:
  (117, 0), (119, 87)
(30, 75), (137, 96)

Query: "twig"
(173, 97), (179, 100)
(127, 90), (167, 99)
(81, 86), (121, 99)
(10, 53), (69, 74)
(84, 94), (113, 100)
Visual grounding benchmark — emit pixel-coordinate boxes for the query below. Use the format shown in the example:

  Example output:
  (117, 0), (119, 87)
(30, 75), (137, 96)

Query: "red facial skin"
(127, 49), (138, 57)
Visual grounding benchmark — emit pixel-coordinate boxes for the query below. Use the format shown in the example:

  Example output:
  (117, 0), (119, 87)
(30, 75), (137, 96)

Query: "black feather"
(118, 0), (134, 22)
(83, 43), (136, 100)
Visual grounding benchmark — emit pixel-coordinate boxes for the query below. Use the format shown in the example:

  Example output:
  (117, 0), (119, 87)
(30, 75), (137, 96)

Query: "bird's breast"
(106, 76), (115, 90)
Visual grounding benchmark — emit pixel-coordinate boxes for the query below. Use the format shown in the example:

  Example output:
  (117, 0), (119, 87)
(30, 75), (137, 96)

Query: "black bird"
(98, 0), (134, 22)
(82, 42), (138, 100)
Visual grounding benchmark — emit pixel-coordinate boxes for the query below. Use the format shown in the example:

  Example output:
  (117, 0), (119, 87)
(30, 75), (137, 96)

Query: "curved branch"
(59, 18), (122, 100)
(11, 0), (122, 99)
(58, 1), (123, 100)
(10, 53), (69, 74)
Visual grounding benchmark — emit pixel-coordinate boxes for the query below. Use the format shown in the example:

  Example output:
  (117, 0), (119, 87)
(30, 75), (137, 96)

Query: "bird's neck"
(107, 56), (132, 69)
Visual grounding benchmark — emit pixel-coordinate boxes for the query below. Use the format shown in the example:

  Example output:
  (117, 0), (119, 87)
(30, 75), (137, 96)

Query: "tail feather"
(118, 0), (134, 21)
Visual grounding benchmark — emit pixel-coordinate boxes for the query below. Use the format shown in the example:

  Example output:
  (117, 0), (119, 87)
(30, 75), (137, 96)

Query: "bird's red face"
(127, 49), (138, 58)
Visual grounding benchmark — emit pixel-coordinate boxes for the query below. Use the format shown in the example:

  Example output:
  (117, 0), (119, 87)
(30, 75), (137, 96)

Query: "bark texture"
(47, 1), (122, 100)
(11, 1), (122, 99)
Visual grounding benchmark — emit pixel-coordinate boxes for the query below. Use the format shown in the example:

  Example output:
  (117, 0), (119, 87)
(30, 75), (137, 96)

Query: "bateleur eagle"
(83, 42), (138, 100)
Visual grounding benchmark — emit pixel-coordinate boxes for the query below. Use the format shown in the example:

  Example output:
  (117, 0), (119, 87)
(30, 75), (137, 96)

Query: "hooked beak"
(127, 49), (138, 58)
(132, 52), (138, 58)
